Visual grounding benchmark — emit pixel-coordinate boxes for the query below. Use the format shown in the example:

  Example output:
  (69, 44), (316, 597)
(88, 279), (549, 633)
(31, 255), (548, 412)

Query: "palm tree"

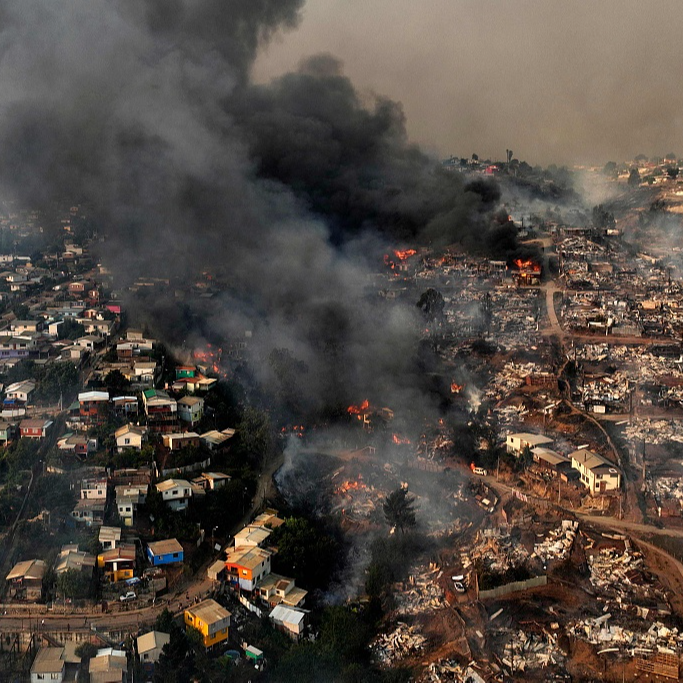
(383, 488), (417, 533)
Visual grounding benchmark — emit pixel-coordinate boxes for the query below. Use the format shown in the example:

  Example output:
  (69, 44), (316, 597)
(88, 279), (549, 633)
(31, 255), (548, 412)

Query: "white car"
(119, 591), (136, 602)
(472, 467), (487, 476)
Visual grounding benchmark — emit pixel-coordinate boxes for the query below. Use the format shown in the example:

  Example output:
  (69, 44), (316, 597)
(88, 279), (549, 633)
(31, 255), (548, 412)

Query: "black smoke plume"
(0, 0), (504, 418)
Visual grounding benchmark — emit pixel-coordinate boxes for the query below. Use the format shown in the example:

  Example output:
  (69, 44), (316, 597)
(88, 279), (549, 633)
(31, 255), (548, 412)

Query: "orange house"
(224, 546), (272, 591)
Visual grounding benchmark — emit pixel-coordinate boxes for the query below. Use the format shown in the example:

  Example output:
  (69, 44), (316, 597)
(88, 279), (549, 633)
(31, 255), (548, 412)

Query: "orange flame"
(192, 345), (228, 378)
(392, 434), (411, 445)
(347, 399), (370, 415)
(451, 382), (464, 394)
(336, 477), (367, 494)
(281, 425), (305, 438)
(393, 248), (417, 261)
(513, 259), (540, 272)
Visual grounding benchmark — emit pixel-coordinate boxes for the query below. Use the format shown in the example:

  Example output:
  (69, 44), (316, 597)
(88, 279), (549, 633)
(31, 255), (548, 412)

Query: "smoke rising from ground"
(0, 0), (504, 419)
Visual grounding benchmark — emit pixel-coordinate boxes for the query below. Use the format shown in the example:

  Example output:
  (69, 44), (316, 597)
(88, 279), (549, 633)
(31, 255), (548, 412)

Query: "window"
(173, 553), (179, 558)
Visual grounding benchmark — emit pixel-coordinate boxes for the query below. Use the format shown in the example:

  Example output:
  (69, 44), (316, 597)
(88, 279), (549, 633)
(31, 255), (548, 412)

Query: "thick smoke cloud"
(0, 0), (499, 417)
(229, 54), (486, 245)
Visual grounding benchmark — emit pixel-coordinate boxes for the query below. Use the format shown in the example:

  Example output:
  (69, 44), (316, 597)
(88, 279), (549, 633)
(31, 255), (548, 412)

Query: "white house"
(75, 335), (105, 351)
(256, 573), (307, 607)
(99, 526), (122, 550)
(5, 379), (36, 403)
(269, 604), (307, 640)
(115, 424), (148, 452)
(178, 395), (204, 425)
(30, 647), (66, 683)
(233, 525), (271, 549)
(192, 471), (231, 491)
(506, 432), (554, 456)
(80, 478), (107, 500)
(200, 428), (235, 450)
(137, 631), (170, 667)
(570, 449), (621, 495)
(156, 479), (193, 511)
(116, 484), (148, 526)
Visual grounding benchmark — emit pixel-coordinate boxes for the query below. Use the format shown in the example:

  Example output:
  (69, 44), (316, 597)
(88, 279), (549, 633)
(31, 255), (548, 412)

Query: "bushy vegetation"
(269, 516), (342, 591)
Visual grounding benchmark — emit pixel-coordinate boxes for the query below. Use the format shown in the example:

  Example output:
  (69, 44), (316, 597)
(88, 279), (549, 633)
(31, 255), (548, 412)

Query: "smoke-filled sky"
(254, 0), (683, 167)
(0, 0), (506, 417)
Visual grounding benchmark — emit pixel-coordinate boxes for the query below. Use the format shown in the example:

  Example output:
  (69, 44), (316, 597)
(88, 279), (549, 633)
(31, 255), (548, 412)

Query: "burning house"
(512, 258), (542, 286)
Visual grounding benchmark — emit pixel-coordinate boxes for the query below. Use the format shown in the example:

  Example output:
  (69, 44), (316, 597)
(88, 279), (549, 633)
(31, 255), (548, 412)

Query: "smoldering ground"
(0, 0), (513, 421)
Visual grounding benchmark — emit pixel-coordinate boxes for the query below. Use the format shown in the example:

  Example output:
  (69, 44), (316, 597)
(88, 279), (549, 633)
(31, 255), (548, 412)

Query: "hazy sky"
(253, 0), (683, 166)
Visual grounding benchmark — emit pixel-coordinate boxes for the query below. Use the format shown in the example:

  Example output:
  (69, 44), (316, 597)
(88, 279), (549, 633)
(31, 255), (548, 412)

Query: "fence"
(161, 457), (211, 477)
(478, 575), (547, 600)
(237, 594), (263, 618)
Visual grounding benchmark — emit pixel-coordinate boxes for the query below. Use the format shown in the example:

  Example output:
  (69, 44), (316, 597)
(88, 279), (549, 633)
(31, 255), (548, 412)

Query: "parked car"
(452, 575), (467, 593)
(119, 591), (136, 602)
(472, 467), (487, 476)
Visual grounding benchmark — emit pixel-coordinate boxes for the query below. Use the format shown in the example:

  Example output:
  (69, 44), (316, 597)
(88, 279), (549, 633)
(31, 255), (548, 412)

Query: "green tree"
(154, 607), (175, 633)
(75, 642), (98, 659)
(34, 361), (79, 403)
(103, 369), (130, 395)
(56, 568), (90, 600)
(234, 406), (274, 466)
(269, 516), (340, 589)
(515, 445), (534, 472)
(383, 488), (417, 533)
(12, 304), (29, 320)
(319, 605), (370, 661)
(76, 640), (98, 681)
(58, 318), (86, 340)
(416, 288), (445, 322)
(592, 204), (615, 229)
(628, 167), (640, 187)
(154, 627), (192, 683)
(667, 166), (680, 179)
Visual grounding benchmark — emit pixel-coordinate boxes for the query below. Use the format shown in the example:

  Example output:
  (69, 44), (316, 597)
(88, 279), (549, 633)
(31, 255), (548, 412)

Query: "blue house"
(146, 539), (184, 566)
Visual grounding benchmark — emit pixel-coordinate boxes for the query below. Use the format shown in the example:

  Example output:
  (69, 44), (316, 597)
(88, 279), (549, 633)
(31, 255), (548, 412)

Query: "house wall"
(227, 557), (271, 591)
(184, 613), (229, 649)
(31, 670), (64, 683)
(147, 550), (183, 566)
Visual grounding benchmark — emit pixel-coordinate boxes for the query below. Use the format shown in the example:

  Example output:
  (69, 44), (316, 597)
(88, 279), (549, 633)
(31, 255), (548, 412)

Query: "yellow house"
(97, 545), (136, 582)
(184, 599), (231, 649)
